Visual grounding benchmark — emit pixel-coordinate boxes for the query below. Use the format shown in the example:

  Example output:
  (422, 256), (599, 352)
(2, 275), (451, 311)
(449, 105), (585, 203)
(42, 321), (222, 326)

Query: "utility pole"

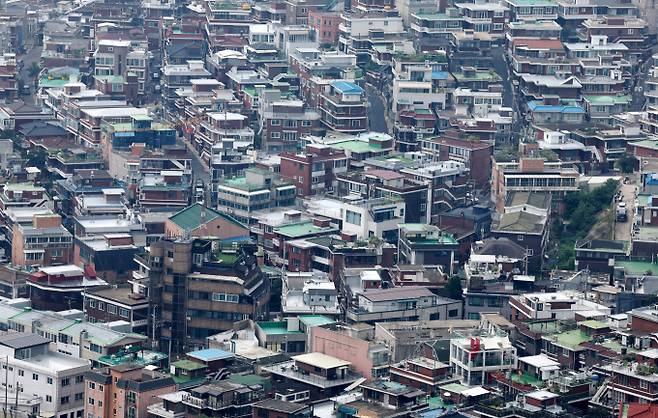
(4, 355), (8, 418)
(12, 383), (17, 417)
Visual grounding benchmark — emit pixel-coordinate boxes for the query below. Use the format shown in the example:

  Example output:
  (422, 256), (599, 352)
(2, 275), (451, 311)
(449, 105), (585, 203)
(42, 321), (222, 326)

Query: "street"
(613, 179), (637, 242)
(365, 84), (389, 133)
(18, 45), (43, 104)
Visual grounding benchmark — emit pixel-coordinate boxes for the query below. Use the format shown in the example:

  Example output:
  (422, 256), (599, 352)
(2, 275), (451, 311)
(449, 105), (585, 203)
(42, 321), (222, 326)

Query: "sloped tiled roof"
(169, 203), (246, 231)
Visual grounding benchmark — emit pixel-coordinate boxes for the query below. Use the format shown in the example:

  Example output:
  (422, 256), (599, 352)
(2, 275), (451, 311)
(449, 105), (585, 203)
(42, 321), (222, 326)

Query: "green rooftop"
(511, 373), (543, 386)
(584, 95), (631, 106)
(169, 203), (246, 231)
(5, 183), (45, 192)
(551, 329), (591, 350)
(219, 176), (269, 192)
(216, 249), (239, 264)
(257, 321), (303, 335)
(299, 315), (336, 328)
(95, 75), (125, 84)
(452, 70), (502, 82)
(98, 349), (167, 367)
(274, 221), (337, 239)
(401, 223), (459, 245)
(172, 359), (206, 371)
(578, 320), (609, 330)
(630, 140), (658, 151)
(329, 140), (383, 154)
(600, 339), (636, 354)
(371, 154), (415, 164)
(39, 76), (70, 88)
(616, 260), (658, 276)
(428, 396), (454, 410)
(441, 383), (469, 394)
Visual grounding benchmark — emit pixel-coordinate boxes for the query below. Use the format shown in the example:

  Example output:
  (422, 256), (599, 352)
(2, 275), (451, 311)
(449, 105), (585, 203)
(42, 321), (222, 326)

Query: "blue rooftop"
(646, 173), (658, 185)
(527, 101), (585, 114)
(331, 80), (364, 95)
(431, 71), (449, 80)
(187, 348), (234, 362)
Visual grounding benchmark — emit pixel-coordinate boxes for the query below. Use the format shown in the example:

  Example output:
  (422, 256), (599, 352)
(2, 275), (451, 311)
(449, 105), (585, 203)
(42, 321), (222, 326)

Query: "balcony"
(263, 361), (361, 389)
(181, 394), (235, 411)
(147, 404), (185, 418)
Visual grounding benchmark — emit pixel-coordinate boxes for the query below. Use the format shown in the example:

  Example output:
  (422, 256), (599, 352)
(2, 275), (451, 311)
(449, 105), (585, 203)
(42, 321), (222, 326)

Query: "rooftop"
(257, 321), (303, 335)
(273, 220), (337, 239)
(168, 203), (245, 231)
(187, 348), (234, 362)
(293, 352), (351, 369)
(547, 329), (591, 350)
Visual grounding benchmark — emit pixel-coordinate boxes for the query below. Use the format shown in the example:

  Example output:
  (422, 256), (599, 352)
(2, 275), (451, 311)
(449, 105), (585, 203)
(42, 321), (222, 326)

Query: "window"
(46, 395), (52, 402)
(88, 382), (95, 390)
(301, 120), (311, 127)
(75, 393), (83, 401)
(89, 300), (96, 308)
(345, 210), (362, 226)
(97, 302), (105, 311)
(270, 119), (281, 126)
(88, 398), (94, 406)
(119, 308), (129, 318)
(18, 370), (23, 377)
(98, 385), (103, 392)
(517, 235), (524, 241)
(61, 396), (70, 405)
(448, 309), (459, 318)
(75, 375), (84, 384)
(32, 373), (38, 381)
(211, 293), (239, 303)
(47, 377), (53, 384)
(107, 305), (117, 315)
(270, 132), (280, 139)
(61, 378), (70, 386)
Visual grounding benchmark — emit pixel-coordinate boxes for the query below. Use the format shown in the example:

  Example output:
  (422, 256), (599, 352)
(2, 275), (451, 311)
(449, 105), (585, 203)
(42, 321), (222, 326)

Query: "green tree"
(616, 155), (638, 173)
(26, 148), (46, 168)
(27, 63), (40, 78)
(445, 276), (463, 301)
(552, 179), (619, 269)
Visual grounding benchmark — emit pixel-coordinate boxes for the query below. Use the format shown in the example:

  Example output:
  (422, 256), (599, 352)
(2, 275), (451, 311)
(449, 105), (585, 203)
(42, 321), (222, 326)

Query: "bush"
(616, 155), (638, 173)
(553, 180), (618, 269)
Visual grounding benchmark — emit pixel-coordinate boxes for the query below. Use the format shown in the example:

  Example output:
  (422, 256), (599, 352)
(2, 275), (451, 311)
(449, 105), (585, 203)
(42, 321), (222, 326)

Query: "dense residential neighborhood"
(0, 0), (654, 417)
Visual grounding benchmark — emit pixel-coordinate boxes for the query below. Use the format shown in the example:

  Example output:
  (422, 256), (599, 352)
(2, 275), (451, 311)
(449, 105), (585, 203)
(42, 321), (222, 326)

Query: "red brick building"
(423, 135), (493, 187)
(279, 144), (348, 196)
(308, 11), (341, 45)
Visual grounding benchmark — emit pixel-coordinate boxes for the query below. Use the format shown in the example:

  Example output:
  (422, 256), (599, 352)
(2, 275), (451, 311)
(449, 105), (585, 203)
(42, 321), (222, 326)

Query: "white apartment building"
(338, 10), (406, 61)
(0, 333), (91, 418)
(453, 88), (504, 117)
(509, 291), (611, 321)
(392, 65), (449, 120)
(341, 196), (406, 242)
(450, 335), (517, 386)
(282, 271), (339, 316)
